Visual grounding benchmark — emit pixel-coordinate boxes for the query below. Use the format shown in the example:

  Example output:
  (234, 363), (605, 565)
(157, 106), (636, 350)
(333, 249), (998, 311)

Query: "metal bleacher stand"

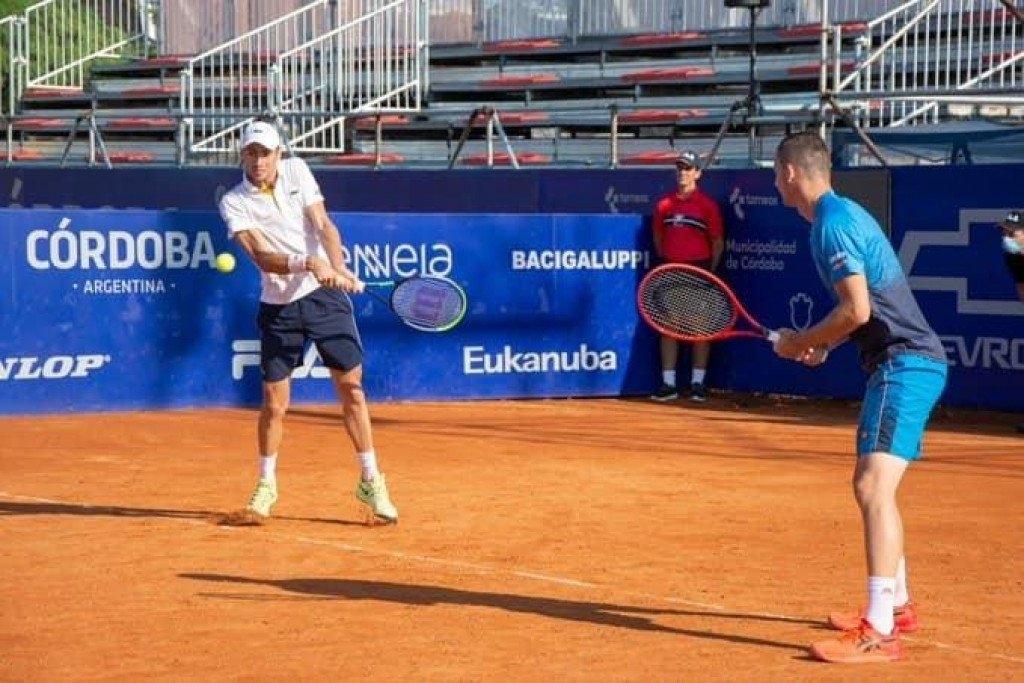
(2, 1), (1023, 168)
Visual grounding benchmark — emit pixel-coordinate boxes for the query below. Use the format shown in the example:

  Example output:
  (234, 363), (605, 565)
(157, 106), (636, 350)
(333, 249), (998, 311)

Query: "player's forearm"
(797, 302), (864, 349)
(251, 249), (312, 275)
(318, 220), (349, 275)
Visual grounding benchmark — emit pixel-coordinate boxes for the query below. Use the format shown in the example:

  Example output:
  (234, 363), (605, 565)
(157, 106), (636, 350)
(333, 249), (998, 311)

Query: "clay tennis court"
(2, 396), (1021, 679)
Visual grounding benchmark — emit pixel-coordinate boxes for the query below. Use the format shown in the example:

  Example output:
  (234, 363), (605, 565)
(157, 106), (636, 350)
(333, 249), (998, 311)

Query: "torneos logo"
(604, 186), (650, 214)
(729, 185), (779, 221)
(0, 354), (111, 380)
(26, 217), (218, 270)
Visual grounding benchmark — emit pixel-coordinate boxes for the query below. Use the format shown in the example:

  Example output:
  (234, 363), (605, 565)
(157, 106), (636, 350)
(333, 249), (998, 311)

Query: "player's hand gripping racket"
(361, 274), (468, 333)
(637, 263), (779, 344)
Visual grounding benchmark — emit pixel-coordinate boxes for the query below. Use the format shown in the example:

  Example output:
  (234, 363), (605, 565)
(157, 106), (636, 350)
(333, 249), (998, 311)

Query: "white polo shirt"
(219, 157), (328, 305)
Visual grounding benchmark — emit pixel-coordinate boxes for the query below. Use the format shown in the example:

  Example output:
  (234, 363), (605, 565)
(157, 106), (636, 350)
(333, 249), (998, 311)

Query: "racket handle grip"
(765, 329), (780, 344)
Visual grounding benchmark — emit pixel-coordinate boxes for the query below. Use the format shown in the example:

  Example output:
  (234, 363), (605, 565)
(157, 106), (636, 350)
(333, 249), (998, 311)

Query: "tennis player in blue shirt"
(771, 132), (948, 664)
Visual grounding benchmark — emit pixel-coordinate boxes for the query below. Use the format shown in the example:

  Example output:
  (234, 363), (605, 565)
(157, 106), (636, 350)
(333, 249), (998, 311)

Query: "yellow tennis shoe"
(356, 473), (398, 524)
(245, 478), (278, 518)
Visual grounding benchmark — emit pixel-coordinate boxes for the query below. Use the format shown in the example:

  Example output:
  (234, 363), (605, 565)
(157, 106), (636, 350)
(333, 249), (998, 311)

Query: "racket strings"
(391, 279), (466, 329)
(639, 271), (736, 337)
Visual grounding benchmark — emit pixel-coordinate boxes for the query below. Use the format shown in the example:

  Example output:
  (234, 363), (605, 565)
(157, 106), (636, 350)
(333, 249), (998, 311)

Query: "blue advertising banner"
(890, 165), (1024, 411)
(0, 204), (864, 415)
(1, 163), (1020, 415)
(0, 209), (663, 413)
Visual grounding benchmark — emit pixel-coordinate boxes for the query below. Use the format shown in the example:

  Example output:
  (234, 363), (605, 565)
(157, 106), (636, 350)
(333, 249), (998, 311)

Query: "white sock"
(259, 454), (277, 484)
(866, 576), (896, 635)
(662, 370), (676, 387)
(894, 557), (909, 607)
(358, 450), (379, 482)
(691, 368), (707, 385)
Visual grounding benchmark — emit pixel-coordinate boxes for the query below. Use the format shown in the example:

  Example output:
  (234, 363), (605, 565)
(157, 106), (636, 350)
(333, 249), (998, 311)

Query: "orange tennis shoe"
(811, 620), (903, 664)
(828, 602), (919, 633)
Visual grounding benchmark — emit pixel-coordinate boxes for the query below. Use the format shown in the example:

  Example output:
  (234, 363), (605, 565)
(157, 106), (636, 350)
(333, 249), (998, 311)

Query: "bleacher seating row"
(2, 12), (1019, 167)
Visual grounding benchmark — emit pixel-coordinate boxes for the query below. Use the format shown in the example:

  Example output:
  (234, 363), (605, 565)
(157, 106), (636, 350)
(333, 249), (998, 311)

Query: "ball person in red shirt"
(650, 151), (725, 402)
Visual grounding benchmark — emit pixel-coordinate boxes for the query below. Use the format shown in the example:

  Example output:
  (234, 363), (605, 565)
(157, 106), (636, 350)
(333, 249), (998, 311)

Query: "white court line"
(3, 490), (1022, 665)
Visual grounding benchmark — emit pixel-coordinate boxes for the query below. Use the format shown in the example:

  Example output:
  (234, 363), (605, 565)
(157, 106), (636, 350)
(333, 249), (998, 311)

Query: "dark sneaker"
(650, 383), (678, 401)
(689, 382), (708, 402)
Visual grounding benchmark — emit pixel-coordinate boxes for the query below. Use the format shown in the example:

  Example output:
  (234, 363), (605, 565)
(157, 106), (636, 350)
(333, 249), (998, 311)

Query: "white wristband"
(286, 254), (309, 273)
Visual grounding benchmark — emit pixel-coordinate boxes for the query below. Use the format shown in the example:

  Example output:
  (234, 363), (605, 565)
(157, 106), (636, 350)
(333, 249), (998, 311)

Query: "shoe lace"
(843, 622), (886, 651)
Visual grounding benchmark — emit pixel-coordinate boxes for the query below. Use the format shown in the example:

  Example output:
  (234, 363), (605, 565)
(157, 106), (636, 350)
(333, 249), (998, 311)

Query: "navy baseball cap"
(675, 150), (700, 169)
(1002, 210), (1022, 228)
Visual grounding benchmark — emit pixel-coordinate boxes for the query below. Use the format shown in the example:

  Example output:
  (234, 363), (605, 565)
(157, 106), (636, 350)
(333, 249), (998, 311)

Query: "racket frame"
(363, 274), (467, 333)
(637, 263), (779, 343)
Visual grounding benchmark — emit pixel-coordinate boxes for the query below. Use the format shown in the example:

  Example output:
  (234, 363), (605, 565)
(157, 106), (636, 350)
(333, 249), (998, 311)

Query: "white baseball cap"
(240, 121), (282, 151)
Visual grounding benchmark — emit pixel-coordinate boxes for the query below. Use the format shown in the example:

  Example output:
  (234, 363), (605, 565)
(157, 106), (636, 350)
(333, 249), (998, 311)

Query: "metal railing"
(160, 0), (308, 55)
(182, 0), (336, 155)
(826, 0), (1024, 127)
(183, 0), (426, 157)
(1, 16), (21, 118)
(427, 0), (894, 45)
(272, 0), (427, 152)
(19, 0), (153, 91)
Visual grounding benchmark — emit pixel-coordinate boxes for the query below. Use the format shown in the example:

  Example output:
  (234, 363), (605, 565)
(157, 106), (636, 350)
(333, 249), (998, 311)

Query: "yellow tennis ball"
(215, 252), (236, 274)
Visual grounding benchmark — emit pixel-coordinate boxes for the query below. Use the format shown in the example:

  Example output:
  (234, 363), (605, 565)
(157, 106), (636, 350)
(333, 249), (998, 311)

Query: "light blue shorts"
(857, 353), (948, 461)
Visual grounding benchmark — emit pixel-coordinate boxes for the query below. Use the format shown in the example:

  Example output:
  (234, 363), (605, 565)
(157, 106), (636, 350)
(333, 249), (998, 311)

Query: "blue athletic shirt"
(810, 191), (946, 372)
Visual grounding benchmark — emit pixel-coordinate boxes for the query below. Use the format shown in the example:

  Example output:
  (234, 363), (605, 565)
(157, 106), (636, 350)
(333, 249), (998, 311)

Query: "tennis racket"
(637, 263), (779, 344)
(361, 274), (467, 333)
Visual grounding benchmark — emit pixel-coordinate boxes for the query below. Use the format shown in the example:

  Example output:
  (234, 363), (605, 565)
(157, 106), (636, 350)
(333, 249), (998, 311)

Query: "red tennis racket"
(637, 263), (779, 344)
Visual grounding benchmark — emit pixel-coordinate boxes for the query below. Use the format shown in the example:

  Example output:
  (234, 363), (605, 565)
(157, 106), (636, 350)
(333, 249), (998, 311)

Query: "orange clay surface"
(1, 396), (1022, 681)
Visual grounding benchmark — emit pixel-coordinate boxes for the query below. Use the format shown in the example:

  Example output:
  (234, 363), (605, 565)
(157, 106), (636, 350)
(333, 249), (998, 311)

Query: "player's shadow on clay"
(181, 573), (814, 651)
(0, 501), (364, 527)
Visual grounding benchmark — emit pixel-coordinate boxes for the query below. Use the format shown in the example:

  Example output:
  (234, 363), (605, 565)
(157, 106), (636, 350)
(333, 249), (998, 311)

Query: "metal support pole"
(820, 0), (831, 140)
(447, 106), (483, 169)
(486, 111), (494, 167)
(825, 94), (888, 167)
(568, 0), (582, 45)
(703, 101), (742, 171)
(374, 114), (383, 169)
(491, 110), (519, 169)
(609, 104), (619, 169)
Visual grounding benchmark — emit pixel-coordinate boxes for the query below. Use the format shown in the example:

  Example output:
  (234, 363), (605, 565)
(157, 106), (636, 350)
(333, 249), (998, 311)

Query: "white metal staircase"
(824, 0), (1024, 127)
(181, 0), (428, 157)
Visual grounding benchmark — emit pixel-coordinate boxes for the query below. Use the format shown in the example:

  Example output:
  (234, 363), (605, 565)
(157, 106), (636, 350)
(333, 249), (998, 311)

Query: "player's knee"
(853, 470), (877, 508)
(337, 380), (366, 406)
(262, 397), (289, 421)
(853, 471), (893, 510)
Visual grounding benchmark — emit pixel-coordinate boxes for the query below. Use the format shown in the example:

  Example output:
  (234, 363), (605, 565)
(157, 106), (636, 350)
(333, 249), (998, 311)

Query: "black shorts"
(1005, 253), (1024, 283)
(258, 287), (363, 382)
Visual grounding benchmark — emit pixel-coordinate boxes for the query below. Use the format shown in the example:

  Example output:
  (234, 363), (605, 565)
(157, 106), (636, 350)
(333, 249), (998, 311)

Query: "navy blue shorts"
(258, 287), (363, 382)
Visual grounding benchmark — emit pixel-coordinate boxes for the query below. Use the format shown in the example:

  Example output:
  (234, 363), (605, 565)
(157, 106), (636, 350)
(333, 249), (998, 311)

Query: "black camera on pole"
(705, 0), (772, 167)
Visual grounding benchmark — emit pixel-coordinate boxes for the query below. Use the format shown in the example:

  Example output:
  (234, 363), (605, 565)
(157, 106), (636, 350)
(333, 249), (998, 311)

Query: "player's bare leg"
(221, 379), (289, 525)
(812, 452), (908, 662)
(331, 366), (398, 525)
(854, 452), (909, 631)
(331, 365), (373, 453)
(258, 378), (291, 458)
